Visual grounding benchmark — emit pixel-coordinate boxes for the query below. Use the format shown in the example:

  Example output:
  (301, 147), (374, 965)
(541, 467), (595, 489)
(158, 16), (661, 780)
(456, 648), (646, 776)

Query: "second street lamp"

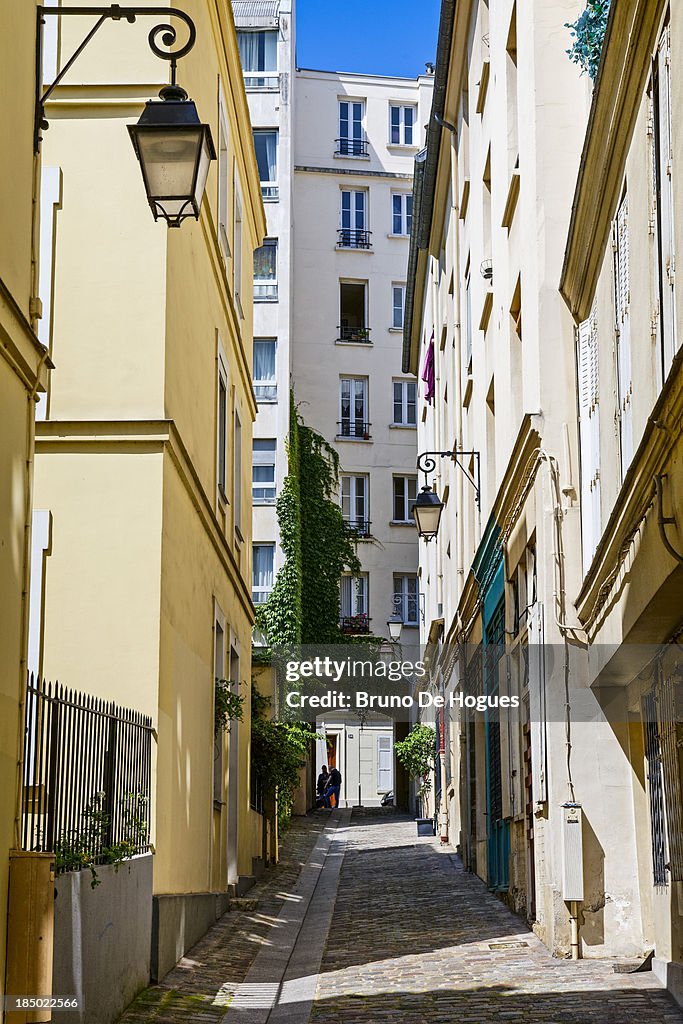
(414, 450), (481, 542)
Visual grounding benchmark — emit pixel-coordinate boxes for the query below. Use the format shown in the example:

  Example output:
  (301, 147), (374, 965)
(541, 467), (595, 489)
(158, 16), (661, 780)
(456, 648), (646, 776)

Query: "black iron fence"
(21, 675), (153, 870)
(338, 228), (372, 249)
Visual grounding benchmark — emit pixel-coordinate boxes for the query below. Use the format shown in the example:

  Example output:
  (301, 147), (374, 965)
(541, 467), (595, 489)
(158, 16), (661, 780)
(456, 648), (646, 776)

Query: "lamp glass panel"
(135, 128), (203, 198)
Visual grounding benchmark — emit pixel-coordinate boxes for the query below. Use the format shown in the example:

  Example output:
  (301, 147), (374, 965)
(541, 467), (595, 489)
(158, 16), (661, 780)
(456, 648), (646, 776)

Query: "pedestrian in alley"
(316, 765), (329, 808)
(324, 765), (342, 808)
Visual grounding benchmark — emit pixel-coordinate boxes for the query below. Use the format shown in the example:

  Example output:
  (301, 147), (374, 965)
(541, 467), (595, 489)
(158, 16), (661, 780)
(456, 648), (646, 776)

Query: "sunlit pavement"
(117, 811), (682, 1024)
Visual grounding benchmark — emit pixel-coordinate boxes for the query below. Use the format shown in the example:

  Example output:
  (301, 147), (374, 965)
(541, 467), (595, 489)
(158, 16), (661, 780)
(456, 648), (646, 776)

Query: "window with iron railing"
(339, 377), (370, 438)
(339, 281), (369, 342)
(341, 474), (370, 536)
(337, 100), (367, 156)
(394, 575), (419, 625)
(339, 190), (370, 248)
(252, 543), (275, 605)
(253, 339), (277, 401)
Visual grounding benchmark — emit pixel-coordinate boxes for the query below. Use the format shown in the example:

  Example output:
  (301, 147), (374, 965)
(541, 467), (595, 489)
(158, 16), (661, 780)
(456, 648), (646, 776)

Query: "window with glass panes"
(338, 100), (365, 155)
(394, 574), (419, 625)
(339, 377), (369, 437)
(340, 574), (368, 617)
(252, 544), (275, 604)
(392, 193), (412, 235)
(341, 475), (369, 533)
(253, 130), (278, 199)
(393, 380), (416, 425)
(237, 31), (277, 87)
(217, 356), (228, 500)
(393, 475), (417, 521)
(254, 239), (277, 300)
(392, 284), (406, 329)
(390, 105), (415, 145)
(253, 339), (277, 401)
(252, 439), (276, 503)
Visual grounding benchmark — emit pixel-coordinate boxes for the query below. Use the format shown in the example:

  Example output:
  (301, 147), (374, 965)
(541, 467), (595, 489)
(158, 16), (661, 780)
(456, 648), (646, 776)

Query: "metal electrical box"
(561, 802), (584, 902)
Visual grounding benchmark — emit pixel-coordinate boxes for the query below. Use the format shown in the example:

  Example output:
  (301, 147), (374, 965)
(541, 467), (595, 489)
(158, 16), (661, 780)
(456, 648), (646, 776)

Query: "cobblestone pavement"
(117, 814), (327, 1023)
(309, 812), (682, 1024)
(117, 811), (683, 1024)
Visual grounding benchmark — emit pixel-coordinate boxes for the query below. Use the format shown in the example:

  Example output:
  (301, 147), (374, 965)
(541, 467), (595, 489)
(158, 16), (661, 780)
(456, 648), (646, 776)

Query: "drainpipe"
(432, 111), (461, 848)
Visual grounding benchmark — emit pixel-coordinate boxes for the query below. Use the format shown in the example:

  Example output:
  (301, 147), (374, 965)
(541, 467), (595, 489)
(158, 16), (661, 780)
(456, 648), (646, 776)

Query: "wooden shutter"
(656, 25), (677, 375)
(377, 735), (392, 792)
(614, 195), (633, 477)
(528, 603), (547, 806)
(578, 306), (601, 571)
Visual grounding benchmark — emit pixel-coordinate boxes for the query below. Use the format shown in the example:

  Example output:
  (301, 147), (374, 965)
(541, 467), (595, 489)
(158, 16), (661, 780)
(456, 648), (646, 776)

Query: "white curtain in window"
(253, 340), (276, 381)
(237, 31), (277, 72)
(253, 545), (274, 588)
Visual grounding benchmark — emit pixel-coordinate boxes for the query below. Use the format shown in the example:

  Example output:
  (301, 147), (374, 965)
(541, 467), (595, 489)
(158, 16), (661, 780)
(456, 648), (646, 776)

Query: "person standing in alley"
(316, 765), (329, 808)
(324, 765), (342, 808)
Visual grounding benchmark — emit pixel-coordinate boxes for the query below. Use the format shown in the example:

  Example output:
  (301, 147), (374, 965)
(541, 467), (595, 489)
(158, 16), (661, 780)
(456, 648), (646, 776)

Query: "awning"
(231, 1), (280, 27)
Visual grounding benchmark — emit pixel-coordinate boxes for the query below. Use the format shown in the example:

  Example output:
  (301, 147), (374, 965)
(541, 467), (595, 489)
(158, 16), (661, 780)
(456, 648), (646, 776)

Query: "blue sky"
(296, 0), (441, 79)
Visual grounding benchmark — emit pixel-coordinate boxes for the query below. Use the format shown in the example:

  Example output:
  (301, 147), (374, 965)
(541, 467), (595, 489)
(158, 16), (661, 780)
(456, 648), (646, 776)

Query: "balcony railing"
(244, 73), (279, 90)
(261, 183), (279, 201)
(344, 518), (372, 538)
(254, 382), (277, 402)
(254, 282), (278, 301)
(337, 420), (371, 439)
(337, 325), (371, 343)
(338, 228), (372, 249)
(339, 613), (370, 635)
(335, 138), (369, 157)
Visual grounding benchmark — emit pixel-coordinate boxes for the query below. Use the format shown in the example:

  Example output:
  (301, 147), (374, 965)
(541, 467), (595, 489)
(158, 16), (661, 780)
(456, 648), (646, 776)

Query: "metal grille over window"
(657, 667), (683, 881)
(643, 691), (668, 886)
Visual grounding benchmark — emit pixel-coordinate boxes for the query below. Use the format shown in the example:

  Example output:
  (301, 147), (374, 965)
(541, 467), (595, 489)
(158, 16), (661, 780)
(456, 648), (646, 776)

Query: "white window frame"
(254, 238), (278, 301)
(340, 573), (369, 617)
(339, 189), (369, 247)
(217, 340), (229, 507)
(338, 99), (366, 155)
(253, 128), (279, 201)
(252, 438), (276, 504)
(339, 377), (369, 438)
(340, 474), (369, 532)
(389, 104), (416, 146)
(392, 284), (406, 330)
(217, 86), (230, 265)
(394, 574), (419, 625)
(392, 475), (417, 522)
(391, 193), (412, 236)
(252, 543), (275, 605)
(237, 29), (278, 90)
(253, 338), (277, 402)
(392, 379), (416, 425)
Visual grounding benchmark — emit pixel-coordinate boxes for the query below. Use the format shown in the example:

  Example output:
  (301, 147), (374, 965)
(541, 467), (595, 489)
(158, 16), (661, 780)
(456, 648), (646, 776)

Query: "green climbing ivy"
(250, 686), (311, 831)
(565, 0), (611, 81)
(257, 392), (361, 647)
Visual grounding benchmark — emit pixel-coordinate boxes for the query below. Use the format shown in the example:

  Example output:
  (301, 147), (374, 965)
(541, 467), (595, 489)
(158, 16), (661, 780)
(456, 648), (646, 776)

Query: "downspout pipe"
(402, 0), (457, 373)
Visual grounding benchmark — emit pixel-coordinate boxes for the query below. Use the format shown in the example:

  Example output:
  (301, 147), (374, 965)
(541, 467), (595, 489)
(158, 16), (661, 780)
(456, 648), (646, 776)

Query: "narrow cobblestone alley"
(118, 812), (683, 1024)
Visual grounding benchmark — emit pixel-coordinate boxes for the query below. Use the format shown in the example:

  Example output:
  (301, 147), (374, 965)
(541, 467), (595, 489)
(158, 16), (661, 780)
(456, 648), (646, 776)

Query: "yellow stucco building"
(0, 2), (51, 1016)
(30, 0), (266, 979)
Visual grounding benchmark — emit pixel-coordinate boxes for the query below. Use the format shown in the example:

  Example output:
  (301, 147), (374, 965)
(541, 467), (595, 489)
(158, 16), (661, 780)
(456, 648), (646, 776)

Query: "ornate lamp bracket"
(417, 450), (481, 509)
(35, 4), (197, 151)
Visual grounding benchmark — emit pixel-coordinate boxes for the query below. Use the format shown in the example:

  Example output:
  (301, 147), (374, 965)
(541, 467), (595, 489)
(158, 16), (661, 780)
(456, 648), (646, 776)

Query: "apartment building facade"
(31, 0), (266, 982)
(561, 0), (683, 1002)
(293, 67), (433, 804)
(403, 0), (655, 960)
(232, 0), (295, 610)
(0, 3), (51, 1017)
(406, 0), (683, 1002)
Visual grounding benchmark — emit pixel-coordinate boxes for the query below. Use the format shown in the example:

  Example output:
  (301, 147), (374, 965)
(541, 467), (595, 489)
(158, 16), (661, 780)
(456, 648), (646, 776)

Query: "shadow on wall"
(580, 811), (606, 949)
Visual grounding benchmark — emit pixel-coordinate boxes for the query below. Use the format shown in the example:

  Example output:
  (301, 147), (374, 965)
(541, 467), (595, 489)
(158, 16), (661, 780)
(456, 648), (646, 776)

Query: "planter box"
(416, 817), (435, 837)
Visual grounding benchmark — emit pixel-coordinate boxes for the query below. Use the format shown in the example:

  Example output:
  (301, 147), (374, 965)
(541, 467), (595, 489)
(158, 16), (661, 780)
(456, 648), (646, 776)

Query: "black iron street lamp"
(414, 450), (481, 542)
(35, 5), (215, 227)
(387, 594), (404, 643)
